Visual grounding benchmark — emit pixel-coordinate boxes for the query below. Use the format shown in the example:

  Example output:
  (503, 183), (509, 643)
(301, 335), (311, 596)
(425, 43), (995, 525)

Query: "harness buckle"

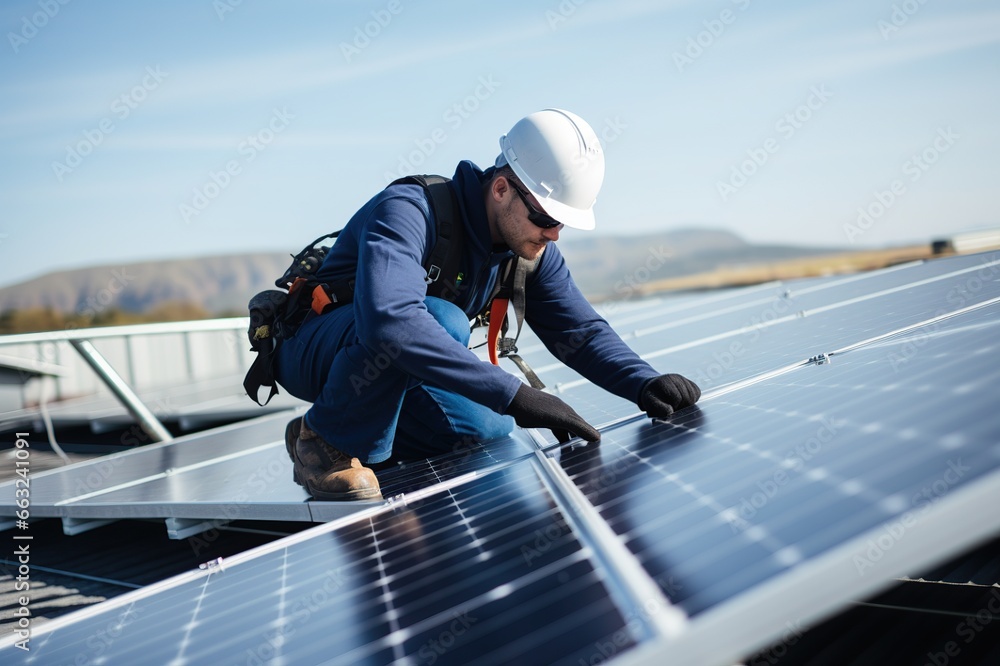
(498, 338), (518, 356)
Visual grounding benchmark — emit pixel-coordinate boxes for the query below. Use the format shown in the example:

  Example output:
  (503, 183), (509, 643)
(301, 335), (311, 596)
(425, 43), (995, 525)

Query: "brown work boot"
(292, 419), (382, 501)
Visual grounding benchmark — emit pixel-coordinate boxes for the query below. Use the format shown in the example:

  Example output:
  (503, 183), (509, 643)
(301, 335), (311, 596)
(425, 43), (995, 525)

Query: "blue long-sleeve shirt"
(315, 160), (660, 413)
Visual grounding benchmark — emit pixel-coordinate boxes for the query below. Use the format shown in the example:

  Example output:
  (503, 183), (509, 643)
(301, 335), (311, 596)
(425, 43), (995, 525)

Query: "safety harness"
(243, 174), (540, 405)
(480, 255), (543, 389)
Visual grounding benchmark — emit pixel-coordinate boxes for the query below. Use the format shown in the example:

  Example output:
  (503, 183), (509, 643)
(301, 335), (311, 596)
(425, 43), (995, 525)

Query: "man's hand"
(506, 385), (601, 442)
(639, 374), (701, 418)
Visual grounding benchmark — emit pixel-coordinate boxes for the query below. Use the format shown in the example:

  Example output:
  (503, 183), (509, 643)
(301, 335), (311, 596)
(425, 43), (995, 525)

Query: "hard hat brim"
(530, 192), (596, 231)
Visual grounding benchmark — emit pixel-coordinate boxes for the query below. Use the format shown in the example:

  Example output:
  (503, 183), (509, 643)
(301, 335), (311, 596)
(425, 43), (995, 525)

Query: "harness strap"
(502, 257), (531, 353)
(486, 256), (545, 391)
(243, 347), (278, 406)
(507, 353), (546, 390)
(487, 297), (508, 366)
(391, 175), (464, 301)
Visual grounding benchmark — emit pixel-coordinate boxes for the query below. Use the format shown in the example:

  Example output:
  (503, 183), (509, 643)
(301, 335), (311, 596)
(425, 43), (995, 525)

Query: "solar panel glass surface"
(4, 461), (636, 666)
(531, 253), (1000, 427)
(553, 302), (1000, 615)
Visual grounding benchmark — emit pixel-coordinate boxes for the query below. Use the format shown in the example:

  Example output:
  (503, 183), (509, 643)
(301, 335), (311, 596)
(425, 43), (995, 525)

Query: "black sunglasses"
(508, 179), (562, 229)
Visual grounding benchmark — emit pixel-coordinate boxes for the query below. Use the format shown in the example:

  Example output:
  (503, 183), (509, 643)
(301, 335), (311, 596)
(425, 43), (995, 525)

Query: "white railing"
(0, 318), (251, 442)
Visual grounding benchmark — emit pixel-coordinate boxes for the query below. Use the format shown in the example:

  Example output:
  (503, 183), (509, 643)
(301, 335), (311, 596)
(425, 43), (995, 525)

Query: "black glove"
(639, 374), (701, 418)
(505, 385), (601, 442)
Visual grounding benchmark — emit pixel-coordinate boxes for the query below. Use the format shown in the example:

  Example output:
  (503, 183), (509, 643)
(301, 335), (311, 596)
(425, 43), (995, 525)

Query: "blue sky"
(1, 0), (998, 288)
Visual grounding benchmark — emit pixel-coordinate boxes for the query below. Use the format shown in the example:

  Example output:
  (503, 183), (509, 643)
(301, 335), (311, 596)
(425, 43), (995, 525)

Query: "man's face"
(494, 178), (563, 261)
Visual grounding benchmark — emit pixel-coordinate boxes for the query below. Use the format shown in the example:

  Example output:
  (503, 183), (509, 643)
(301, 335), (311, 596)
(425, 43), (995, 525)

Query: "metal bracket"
(62, 517), (116, 535)
(166, 517), (227, 540)
(68, 339), (173, 443)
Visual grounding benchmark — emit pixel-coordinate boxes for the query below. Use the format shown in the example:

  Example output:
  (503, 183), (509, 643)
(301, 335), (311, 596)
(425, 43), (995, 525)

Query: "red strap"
(487, 297), (508, 366)
(310, 285), (332, 315)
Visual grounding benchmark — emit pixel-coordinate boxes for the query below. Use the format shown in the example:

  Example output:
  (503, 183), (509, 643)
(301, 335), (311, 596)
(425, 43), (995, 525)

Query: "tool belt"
(243, 277), (354, 406)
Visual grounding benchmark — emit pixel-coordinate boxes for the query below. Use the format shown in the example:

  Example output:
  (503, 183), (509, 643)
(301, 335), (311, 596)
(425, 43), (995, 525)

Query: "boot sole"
(286, 416), (303, 486)
(284, 416), (300, 463)
(306, 482), (383, 502)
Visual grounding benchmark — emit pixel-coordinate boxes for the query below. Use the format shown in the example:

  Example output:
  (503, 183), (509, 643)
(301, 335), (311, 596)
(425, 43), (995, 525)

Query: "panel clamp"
(386, 493), (408, 508)
(198, 557), (226, 573)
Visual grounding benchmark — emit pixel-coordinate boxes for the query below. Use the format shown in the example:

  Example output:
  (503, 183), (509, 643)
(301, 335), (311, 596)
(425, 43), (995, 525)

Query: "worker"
(274, 109), (701, 501)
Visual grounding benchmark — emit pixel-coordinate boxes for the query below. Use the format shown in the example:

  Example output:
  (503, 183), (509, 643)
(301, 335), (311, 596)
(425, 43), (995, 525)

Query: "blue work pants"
(275, 297), (514, 464)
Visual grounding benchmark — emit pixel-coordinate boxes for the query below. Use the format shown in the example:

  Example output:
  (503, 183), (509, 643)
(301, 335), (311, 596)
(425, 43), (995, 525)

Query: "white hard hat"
(496, 108), (605, 230)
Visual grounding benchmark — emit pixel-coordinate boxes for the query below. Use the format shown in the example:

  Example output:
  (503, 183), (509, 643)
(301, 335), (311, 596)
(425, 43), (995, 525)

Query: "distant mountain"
(0, 253), (292, 316)
(0, 229), (846, 316)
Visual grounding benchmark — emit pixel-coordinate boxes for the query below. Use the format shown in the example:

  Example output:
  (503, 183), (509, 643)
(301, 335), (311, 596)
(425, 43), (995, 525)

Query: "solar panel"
(594, 253), (992, 341)
(2, 461), (640, 665)
(510, 258), (932, 374)
(0, 412), (313, 524)
(553, 301), (1000, 663)
(0, 411), (538, 528)
(1, 412), (289, 507)
(310, 432), (537, 521)
(3, 251), (999, 665)
(555, 301), (1000, 613)
(532, 253), (1000, 427)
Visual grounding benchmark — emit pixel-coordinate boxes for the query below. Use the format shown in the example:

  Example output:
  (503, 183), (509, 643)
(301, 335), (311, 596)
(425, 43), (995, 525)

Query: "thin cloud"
(719, 9), (1000, 85)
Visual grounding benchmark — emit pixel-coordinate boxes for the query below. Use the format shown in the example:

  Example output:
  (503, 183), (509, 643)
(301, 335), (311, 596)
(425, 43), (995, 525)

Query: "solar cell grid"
(540, 254), (1000, 427)
(375, 431), (534, 499)
(554, 302), (1000, 616)
(512, 281), (786, 357)
(578, 254), (998, 375)
(511, 257), (935, 372)
(4, 461), (636, 666)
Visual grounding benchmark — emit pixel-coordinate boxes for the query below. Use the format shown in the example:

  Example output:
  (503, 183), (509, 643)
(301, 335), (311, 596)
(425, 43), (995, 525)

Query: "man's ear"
(490, 175), (510, 203)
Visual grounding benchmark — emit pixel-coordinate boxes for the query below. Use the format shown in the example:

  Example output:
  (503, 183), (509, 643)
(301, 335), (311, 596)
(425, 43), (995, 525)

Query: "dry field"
(638, 245), (946, 294)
